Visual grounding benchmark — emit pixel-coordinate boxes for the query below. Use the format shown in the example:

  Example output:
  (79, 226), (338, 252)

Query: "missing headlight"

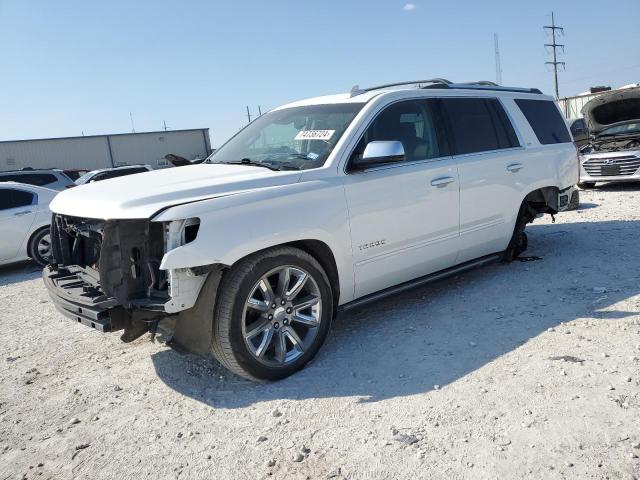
(164, 218), (200, 252)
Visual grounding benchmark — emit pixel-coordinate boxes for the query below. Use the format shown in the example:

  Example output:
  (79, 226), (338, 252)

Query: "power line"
(494, 33), (502, 85)
(544, 11), (565, 99)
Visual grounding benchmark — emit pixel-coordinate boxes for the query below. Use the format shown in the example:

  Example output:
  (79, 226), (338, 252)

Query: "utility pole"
(544, 12), (565, 99)
(494, 33), (502, 85)
(129, 112), (136, 133)
(163, 120), (169, 131)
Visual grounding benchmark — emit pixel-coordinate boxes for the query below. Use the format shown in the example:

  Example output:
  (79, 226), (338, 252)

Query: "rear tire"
(211, 246), (333, 381)
(28, 228), (52, 267)
(578, 182), (595, 189)
(503, 202), (531, 262)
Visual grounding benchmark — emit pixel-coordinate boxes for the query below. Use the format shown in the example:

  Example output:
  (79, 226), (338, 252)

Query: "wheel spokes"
(276, 267), (291, 298)
(257, 279), (275, 305)
(246, 297), (270, 313)
(245, 318), (271, 340)
(284, 327), (305, 353)
(274, 330), (287, 364)
(291, 313), (319, 327)
(293, 295), (319, 311)
(254, 327), (275, 358)
(285, 271), (307, 300)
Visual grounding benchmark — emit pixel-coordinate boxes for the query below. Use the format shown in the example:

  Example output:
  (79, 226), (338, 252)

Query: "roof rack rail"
(350, 78), (452, 97)
(350, 79), (542, 97)
(442, 81), (543, 94)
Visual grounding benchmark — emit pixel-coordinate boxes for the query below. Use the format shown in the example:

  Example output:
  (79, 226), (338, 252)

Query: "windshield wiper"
(220, 158), (281, 171)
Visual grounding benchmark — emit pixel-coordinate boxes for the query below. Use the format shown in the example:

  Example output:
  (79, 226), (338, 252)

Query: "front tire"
(211, 246), (333, 381)
(28, 228), (52, 267)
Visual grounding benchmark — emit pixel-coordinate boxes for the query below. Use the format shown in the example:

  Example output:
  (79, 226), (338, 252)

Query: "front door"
(0, 188), (36, 261)
(343, 99), (460, 298)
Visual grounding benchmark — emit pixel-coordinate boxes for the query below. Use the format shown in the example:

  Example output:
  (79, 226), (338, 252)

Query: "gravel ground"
(1, 186), (640, 480)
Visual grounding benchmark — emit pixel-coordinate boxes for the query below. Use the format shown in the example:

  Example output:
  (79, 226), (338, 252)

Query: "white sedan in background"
(0, 182), (56, 267)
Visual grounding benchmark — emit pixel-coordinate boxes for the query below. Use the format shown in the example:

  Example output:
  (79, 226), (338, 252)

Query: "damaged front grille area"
(50, 214), (169, 311)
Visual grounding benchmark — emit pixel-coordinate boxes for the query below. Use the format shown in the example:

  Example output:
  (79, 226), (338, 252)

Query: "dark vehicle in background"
(578, 87), (640, 188)
(0, 169), (75, 190)
(75, 165), (151, 185)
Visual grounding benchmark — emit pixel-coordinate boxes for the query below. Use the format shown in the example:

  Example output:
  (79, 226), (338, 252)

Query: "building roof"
(0, 128), (209, 145)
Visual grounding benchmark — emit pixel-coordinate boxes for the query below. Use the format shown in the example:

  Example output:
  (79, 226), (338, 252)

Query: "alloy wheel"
(241, 266), (322, 367)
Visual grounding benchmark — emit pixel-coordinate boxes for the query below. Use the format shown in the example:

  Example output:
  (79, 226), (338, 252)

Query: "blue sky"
(1, 0), (639, 145)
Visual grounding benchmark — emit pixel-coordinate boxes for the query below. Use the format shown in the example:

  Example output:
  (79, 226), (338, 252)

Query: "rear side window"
(441, 98), (519, 155)
(0, 189), (35, 211)
(0, 173), (58, 186)
(514, 99), (572, 144)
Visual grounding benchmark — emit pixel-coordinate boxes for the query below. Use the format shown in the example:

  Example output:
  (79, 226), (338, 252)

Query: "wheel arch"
(284, 239), (340, 318)
(219, 239), (341, 319)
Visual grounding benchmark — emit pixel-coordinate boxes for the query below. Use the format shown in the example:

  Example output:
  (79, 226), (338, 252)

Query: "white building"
(0, 128), (211, 172)
(558, 83), (640, 119)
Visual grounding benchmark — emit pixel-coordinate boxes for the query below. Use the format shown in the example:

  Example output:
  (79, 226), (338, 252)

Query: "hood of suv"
(582, 87), (640, 135)
(49, 164), (301, 220)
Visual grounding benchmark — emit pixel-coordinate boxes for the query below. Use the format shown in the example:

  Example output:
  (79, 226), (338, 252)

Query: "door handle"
(506, 163), (524, 173)
(430, 176), (455, 188)
(13, 210), (32, 216)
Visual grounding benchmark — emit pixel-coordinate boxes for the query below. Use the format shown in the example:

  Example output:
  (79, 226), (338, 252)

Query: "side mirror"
(351, 141), (405, 169)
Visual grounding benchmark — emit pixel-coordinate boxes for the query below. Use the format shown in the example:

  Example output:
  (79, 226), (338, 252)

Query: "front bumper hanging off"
(43, 265), (129, 332)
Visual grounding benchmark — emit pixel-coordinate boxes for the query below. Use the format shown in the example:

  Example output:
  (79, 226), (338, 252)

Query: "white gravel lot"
(1, 186), (640, 480)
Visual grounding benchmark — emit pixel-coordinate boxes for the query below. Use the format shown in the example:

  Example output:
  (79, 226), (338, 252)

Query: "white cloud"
(403, 3), (416, 11)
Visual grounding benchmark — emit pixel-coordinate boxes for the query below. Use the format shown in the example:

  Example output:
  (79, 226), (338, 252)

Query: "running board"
(339, 253), (503, 312)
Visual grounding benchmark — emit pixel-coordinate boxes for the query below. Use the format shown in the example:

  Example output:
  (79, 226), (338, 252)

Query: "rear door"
(0, 188), (37, 261)
(440, 97), (527, 262)
(343, 98), (460, 298)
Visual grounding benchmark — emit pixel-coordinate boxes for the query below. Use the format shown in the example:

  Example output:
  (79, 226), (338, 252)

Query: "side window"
(351, 99), (443, 164)
(0, 189), (34, 211)
(12, 190), (34, 208)
(514, 99), (572, 144)
(0, 189), (11, 210)
(1, 173), (57, 187)
(0, 175), (21, 183)
(441, 98), (519, 155)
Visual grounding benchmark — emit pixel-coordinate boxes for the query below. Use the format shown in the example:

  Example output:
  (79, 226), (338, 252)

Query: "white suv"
(43, 79), (578, 380)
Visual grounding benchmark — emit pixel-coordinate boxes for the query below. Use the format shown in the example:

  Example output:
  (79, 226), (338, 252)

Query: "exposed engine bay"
(46, 214), (204, 342)
(579, 136), (640, 154)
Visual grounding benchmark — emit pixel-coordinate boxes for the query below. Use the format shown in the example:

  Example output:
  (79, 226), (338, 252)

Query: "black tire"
(211, 246), (333, 381)
(578, 182), (595, 189)
(28, 227), (52, 267)
(503, 202), (531, 262)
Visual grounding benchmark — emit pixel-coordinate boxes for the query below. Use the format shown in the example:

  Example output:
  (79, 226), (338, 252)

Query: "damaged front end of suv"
(44, 214), (207, 343)
(578, 86), (640, 187)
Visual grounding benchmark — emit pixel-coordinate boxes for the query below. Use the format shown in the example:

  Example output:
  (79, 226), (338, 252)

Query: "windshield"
(75, 170), (97, 185)
(598, 122), (640, 137)
(207, 103), (365, 170)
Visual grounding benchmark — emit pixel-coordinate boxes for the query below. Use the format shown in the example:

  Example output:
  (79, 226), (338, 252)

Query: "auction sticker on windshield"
(294, 130), (335, 141)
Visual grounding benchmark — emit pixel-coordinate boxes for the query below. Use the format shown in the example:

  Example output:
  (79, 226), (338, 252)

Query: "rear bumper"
(558, 186), (579, 211)
(43, 265), (122, 332)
